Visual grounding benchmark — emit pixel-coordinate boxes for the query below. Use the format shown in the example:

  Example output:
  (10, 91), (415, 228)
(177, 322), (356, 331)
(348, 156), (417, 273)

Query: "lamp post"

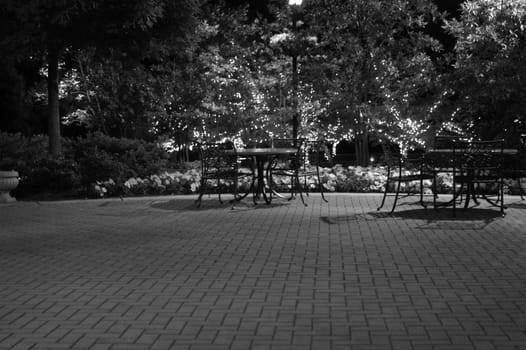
(288, 0), (303, 143)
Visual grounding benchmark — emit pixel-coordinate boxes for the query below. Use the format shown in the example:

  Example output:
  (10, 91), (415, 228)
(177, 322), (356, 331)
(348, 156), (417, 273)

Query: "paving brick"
(0, 194), (525, 350)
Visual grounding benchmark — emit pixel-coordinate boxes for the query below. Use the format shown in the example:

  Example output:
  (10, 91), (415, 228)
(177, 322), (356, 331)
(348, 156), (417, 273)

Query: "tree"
(0, 0), (198, 155)
(62, 2), (284, 151)
(300, 0), (442, 163)
(444, 0), (526, 144)
(163, 3), (293, 146)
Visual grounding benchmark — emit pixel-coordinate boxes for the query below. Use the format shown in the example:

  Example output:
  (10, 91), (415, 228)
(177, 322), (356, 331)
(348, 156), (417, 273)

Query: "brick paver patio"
(1, 193), (525, 350)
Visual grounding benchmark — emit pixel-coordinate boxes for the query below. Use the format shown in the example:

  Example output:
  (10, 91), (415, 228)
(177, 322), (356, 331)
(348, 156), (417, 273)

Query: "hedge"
(0, 132), (522, 199)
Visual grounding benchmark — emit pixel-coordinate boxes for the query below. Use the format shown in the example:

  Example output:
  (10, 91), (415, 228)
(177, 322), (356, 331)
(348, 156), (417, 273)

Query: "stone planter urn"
(0, 170), (19, 203)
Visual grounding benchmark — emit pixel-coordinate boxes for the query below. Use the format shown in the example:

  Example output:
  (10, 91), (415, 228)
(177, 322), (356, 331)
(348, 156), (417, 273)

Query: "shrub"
(2, 131), (523, 200)
(0, 133), (84, 196)
(0, 132), (49, 172)
(19, 157), (81, 194)
(0, 132), (172, 197)
(74, 132), (169, 185)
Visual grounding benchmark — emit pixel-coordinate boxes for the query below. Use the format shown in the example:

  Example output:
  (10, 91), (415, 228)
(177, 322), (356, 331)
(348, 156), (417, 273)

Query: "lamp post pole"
(291, 50), (299, 142)
(288, 0), (302, 143)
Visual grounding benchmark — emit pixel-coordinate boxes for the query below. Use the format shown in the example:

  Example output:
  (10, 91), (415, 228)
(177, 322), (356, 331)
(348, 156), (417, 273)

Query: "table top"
(427, 148), (518, 155)
(234, 147), (298, 156)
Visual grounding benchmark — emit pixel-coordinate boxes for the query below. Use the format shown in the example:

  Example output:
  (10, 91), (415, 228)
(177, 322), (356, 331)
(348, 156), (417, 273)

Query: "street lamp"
(288, 0), (303, 143)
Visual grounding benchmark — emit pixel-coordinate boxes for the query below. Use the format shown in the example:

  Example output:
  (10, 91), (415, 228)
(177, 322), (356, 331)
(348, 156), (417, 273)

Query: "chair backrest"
(458, 139), (504, 172)
(380, 141), (431, 173)
(304, 140), (331, 167)
(519, 134), (526, 152)
(197, 141), (237, 174)
(271, 138), (303, 148)
(433, 135), (470, 150)
(271, 138), (304, 169)
(517, 134), (526, 169)
(431, 135), (471, 170)
(379, 141), (401, 168)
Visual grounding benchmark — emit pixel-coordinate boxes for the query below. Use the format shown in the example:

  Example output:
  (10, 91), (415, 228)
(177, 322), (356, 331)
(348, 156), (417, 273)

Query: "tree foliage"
(162, 2), (299, 146)
(298, 0), (443, 161)
(4, 0), (526, 167)
(444, 0), (526, 144)
(0, 0), (198, 155)
(65, 3), (288, 148)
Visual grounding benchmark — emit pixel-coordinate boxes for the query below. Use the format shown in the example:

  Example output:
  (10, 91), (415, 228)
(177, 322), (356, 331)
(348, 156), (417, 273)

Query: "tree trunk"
(355, 129), (370, 166)
(354, 113), (370, 166)
(47, 43), (62, 156)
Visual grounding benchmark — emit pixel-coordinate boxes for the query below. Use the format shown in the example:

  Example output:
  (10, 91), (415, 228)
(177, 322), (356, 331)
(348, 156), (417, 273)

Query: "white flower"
(306, 36), (317, 43)
(270, 33), (292, 45)
(150, 175), (162, 186)
(124, 178), (139, 188)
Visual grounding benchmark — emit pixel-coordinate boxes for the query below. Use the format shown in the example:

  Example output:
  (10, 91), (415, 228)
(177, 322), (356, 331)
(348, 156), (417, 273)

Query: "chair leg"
(419, 178), (427, 209)
(217, 179), (223, 204)
(500, 177), (505, 216)
(452, 171), (457, 217)
(265, 166), (272, 205)
(320, 186), (327, 202)
(432, 174), (438, 209)
(317, 167), (328, 202)
(195, 178), (206, 208)
(377, 169), (390, 211)
(250, 170), (257, 195)
(195, 192), (204, 207)
(287, 175), (295, 201)
(319, 178), (327, 203)
(296, 172), (307, 206)
(230, 176), (239, 210)
(235, 169), (255, 201)
(464, 182), (473, 209)
(389, 179), (402, 214)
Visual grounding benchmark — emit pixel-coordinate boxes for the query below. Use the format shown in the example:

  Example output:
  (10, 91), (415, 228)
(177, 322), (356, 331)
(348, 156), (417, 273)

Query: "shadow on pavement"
(321, 207), (502, 231)
(150, 198), (229, 211)
(369, 207), (502, 221)
(505, 199), (526, 209)
(150, 198), (291, 211)
(320, 213), (379, 224)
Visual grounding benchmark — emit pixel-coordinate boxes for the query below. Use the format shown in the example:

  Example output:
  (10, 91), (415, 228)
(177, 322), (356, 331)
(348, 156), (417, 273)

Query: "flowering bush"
(87, 163), (462, 198)
(2, 132), (523, 199)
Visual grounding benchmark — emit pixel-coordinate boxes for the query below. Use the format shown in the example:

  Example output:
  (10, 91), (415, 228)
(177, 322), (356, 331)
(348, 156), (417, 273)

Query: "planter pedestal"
(0, 170), (19, 203)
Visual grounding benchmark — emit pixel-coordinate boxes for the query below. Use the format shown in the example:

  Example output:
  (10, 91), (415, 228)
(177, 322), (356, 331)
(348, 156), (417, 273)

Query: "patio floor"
(1, 193), (525, 350)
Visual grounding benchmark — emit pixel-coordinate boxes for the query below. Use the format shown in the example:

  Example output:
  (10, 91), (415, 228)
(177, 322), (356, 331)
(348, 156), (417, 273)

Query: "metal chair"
(453, 139), (505, 215)
(377, 142), (434, 214)
(298, 140), (330, 203)
(428, 135), (469, 208)
(502, 134), (526, 199)
(266, 138), (305, 204)
(195, 141), (253, 208)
